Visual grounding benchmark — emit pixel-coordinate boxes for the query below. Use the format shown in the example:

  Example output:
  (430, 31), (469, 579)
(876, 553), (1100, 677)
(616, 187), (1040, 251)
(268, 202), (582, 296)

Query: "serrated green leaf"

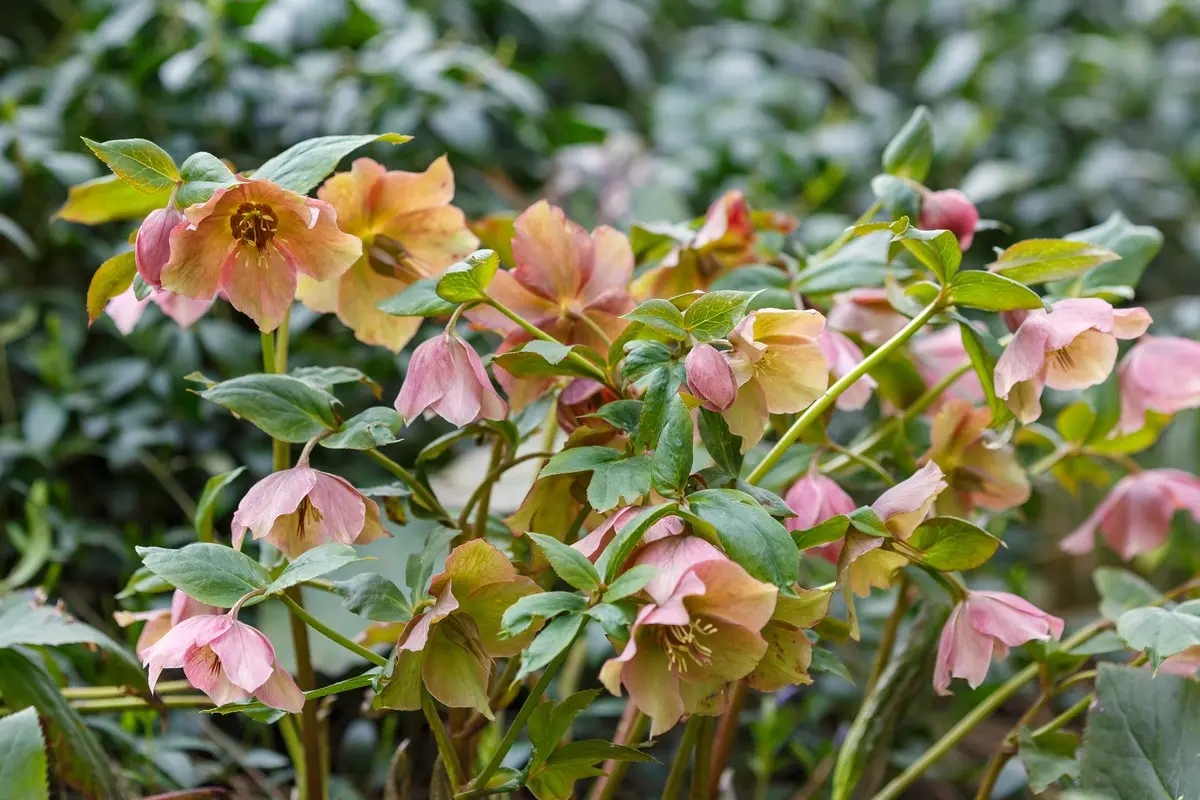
(602, 564), (657, 602)
(624, 299), (688, 339)
(682, 290), (755, 340)
(686, 488), (800, 586)
(539, 446), (624, 477)
(635, 363), (685, 448)
(435, 249), (499, 302)
(0, 601), (142, 676)
(988, 238), (1119, 285)
(493, 340), (601, 380)
(892, 226), (962, 283)
(517, 613), (584, 680)
(334, 573), (412, 622)
(177, 151), (238, 206)
(527, 532), (601, 592)
(697, 407), (743, 478)
(377, 277), (459, 317)
(651, 394), (693, 496)
(502, 592), (587, 638)
(320, 407), (404, 450)
(1066, 212), (1164, 294)
(596, 503), (680, 583)
(588, 455), (652, 512)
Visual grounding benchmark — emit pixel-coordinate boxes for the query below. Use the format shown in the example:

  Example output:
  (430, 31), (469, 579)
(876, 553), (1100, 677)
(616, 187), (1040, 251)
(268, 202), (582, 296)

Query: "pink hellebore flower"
(105, 285), (212, 335)
(685, 343), (738, 412)
(934, 591), (1064, 695)
(925, 399), (1030, 515)
(724, 309), (829, 450)
(918, 189), (980, 251)
(375, 540), (541, 715)
(994, 298), (1151, 424)
(232, 465), (389, 560)
(142, 614), (304, 711)
(818, 330), (876, 411)
(1116, 336), (1200, 433)
(572, 505), (684, 561)
(1159, 647), (1200, 679)
(910, 326), (984, 407)
(160, 179), (362, 332)
(394, 329), (507, 427)
(135, 206), (186, 288)
(1060, 469), (1200, 561)
(784, 469), (856, 564)
(114, 589), (219, 660)
(827, 288), (908, 347)
(600, 536), (777, 735)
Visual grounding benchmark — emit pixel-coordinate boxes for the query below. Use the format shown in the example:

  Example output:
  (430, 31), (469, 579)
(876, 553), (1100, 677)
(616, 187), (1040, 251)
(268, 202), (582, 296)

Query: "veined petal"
(394, 333), (456, 423)
(219, 245), (298, 333)
(722, 379), (769, 451)
(685, 560), (777, 632)
(254, 665), (305, 713)
(422, 623), (493, 717)
(335, 258), (423, 353)
(306, 471), (368, 546)
(231, 468), (318, 550)
(579, 225), (634, 304)
(511, 200), (590, 302)
(1043, 328), (1117, 391)
(208, 620), (276, 693)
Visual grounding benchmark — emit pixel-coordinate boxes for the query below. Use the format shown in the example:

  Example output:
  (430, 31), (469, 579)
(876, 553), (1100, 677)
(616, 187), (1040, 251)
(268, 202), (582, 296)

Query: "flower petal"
(254, 665), (306, 713)
(208, 620), (277, 693)
(231, 467), (318, 550)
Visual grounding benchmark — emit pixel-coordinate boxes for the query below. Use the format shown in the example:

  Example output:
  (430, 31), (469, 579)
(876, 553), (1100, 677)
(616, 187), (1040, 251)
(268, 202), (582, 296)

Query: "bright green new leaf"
(82, 137), (179, 193)
(86, 251), (136, 324)
(650, 394), (693, 496)
(682, 290), (755, 340)
(624, 299), (688, 339)
(502, 592), (588, 638)
(435, 249), (500, 302)
(908, 516), (1000, 571)
(527, 532), (601, 592)
(881, 106), (933, 181)
(946, 270), (1044, 311)
(602, 564), (657, 603)
(686, 488), (800, 586)
(892, 226), (962, 283)
(177, 152), (238, 206)
(54, 174), (170, 225)
(987, 238), (1119, 285)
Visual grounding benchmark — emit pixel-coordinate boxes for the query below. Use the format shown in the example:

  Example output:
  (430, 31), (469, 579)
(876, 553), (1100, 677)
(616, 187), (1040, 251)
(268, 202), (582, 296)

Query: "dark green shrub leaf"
(267, 543), (364, 594)
(686, 488), (800, 586)
(651, 394), (693, 496)
(527, 532), (601, 592)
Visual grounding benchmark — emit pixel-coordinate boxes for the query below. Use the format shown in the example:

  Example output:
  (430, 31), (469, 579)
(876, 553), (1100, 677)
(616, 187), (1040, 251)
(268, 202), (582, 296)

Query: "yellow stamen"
(656, 619), (718, 675)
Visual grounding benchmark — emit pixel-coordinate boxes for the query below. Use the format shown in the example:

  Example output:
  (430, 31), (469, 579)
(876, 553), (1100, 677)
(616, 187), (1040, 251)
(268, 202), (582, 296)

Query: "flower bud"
(918, 189), (979, 250)
(685, 343), (737, 411)
(135, 206), (185, 289)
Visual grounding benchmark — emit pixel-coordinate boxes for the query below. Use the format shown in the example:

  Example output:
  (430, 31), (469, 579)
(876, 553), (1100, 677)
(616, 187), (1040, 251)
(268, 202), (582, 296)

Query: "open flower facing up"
(685, 343), (738, 412)
(135, 206), (186, 288)
(467, 200), (634, 406)
(784, 469), (856, 564)
(115, 589), (219, 660)
(375, 540), (541, 716)
(142, 613), (304, 711)
(105, 285), (212, 334)
(910, 325), (984, 407)
(918, 189), (979, 250)
(232, 464), (389, 559)
(1060, 469), (1200, 560)
(724, 309), (829, 449)
(818, 329), (875, 410)
(1116, 336), (1200, 433)
(600, 536), (777, 735)
(827, 288), (908, 347)
(160, 179), (362, 332)
(925, 399), (1030, 515)
(994, 298), (1151, 423)
(298, 157), (477, 351)
(572, 505), (684, 561)
(394, 329), (507, 427)
(934, 591), (1063, 695)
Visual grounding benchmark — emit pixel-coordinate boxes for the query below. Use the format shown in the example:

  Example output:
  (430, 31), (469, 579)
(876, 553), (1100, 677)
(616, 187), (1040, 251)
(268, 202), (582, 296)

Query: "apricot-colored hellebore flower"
(374, 540), (541, 716)
(827, 288), (908, 347)
(632, 190), (760, 297)
(231, 465), (389, 560)
(918, 189), (979, 250)
(1116, 336), (1200, 433)
(105, 285), (212, 334)
(135, 206), (186, 288)
(142, 613), (304, 711)
(467, 201), (635, 407)
(394, 329), (507, 427)
(599, 536), (777, 735)
(685, 343), (738, 412)
(994, 298), (1151, 424)
(934, 591), (1063, 695)
(297, 157), (477, 351)
(746, 587), (831, 691)
(114, 589), (219, 660)
(160, 179), (361, 332)
(724, 309), (829, 450)
(818, 329), (875, 411)
(910, 325), (984, 406)
(1060, 469), (1200, 561)
(572, 505), (685, 561)
(784, 468), (856, 564)
(925, 399), (1030, 515)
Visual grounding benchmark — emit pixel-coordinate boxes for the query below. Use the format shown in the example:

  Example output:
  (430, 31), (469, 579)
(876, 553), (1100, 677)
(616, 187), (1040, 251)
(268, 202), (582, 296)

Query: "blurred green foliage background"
(3, 1), (1200, 796)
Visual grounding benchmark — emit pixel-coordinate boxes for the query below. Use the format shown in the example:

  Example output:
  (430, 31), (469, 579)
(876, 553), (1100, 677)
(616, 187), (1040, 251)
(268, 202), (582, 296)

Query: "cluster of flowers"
(97, 141), (1200, 741)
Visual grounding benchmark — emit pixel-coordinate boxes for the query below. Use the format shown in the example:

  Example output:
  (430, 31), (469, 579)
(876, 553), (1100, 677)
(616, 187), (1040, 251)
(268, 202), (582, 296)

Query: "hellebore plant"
(65, 108), (1200, 800)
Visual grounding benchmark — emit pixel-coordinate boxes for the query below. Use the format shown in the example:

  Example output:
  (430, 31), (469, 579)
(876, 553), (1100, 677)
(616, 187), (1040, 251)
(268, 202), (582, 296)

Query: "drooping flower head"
(818, 329), (876, 411)
(1060, 468), (1200, 560)
(298, 157), (477, 351)
(925, 399), (1030, 515)
(394, 328), (507, 427)
(1116, 336), (1200, 433)
(934, 591), (1063, 695)
(827, 288), (908, 347)
(115, 589), (220, 660)
(142, 613), (304, 711)
(467, 201), (635, 407)
(910, 325), (984, 407)
(232, 465), (390, 559)
(373, 540), (541, 716)
(599, 536), (777, 735)
(135, 206), (186, 288)
(685, 343), (738, 412)
(724, 309), (829, 449)
(994, 298), (1151, 423)
(160, 179), (362, 332)
(105, 285), (212, 335)
(784, 468), (856, 564)
(919, 189), (979, 250)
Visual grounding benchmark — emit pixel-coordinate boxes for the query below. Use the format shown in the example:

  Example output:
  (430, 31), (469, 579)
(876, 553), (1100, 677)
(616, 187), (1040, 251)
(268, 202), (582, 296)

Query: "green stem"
(455, 450), (554, 531)
(870, 620), (1106, 800)
(1031, 693), (1093, 738)
(486, 298), (611, 386)
(278, 592), (388, 668)
(423, 690), (466, 791)
(473, 436), (506, 540)
(865, 578), (910, 695)
(1027, 448), (1070, 477)
(463, 635), (578, 796)
(66, 695), (212, 712)
(137, 450), (198, 521)
(662, 715), (703, 800)
(61, 680), (192, 699)
(690, 717), (715, 800)
(747, 298), (942, 485)
(278, 715), (307, 792)
(365, 449), (453, 524)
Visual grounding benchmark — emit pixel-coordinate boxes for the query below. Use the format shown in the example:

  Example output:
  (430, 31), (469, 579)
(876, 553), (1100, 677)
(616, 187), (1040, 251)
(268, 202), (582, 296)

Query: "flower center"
(294, 498), (324, 542)
(1050, 345), (1077, 372)
(230, 202), (279, 249)
(656, 619), (718, 675)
